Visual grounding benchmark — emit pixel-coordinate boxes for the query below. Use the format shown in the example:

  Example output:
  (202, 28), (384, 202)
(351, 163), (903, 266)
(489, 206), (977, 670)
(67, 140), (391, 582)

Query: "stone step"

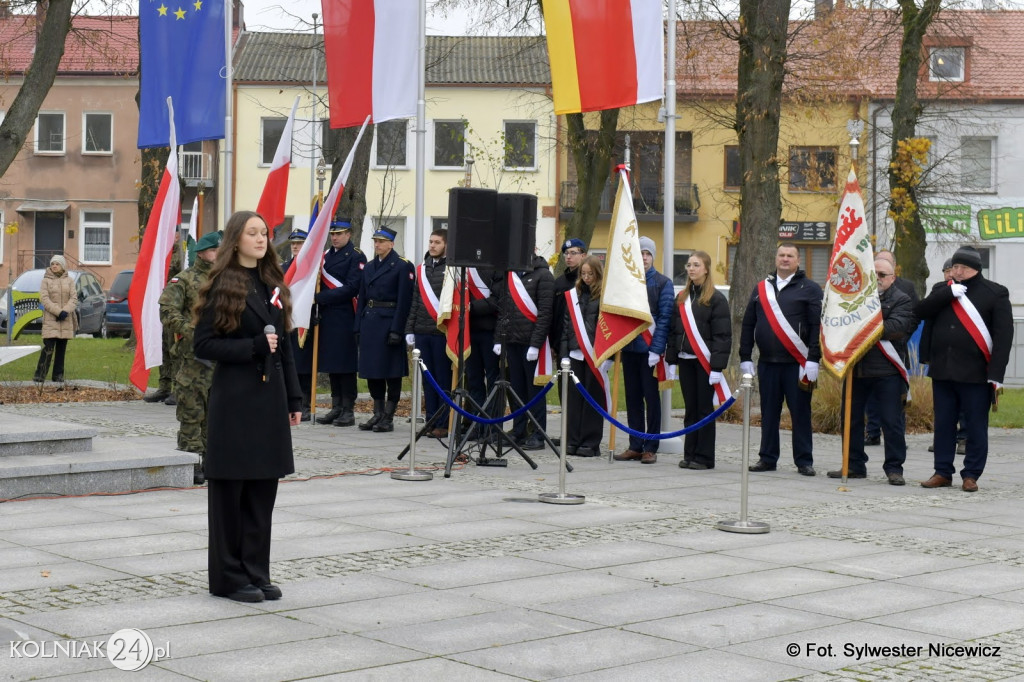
(0, 413), (98, 457)
(0, 436), (198, 499)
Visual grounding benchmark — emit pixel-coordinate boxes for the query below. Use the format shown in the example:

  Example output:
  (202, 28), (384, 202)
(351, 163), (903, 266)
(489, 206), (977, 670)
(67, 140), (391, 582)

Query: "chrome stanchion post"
(393, 349), (432, 481)
(539, 359), (584, 505)
(717, 372), (768, 533)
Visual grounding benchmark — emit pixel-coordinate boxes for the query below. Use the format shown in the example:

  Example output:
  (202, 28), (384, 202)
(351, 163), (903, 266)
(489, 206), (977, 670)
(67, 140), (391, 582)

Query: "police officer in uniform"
(281, 229), (314, 421)
(158, 230), (221, 483)
(355, 225), (414, 433)
(314, 221), (367, 427)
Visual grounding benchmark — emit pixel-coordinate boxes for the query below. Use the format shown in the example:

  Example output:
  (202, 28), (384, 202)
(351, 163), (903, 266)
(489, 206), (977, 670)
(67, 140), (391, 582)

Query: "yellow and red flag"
(821, 169), (884, 378)
(437, 268), (471, 363)
(542, 0), (663, 115)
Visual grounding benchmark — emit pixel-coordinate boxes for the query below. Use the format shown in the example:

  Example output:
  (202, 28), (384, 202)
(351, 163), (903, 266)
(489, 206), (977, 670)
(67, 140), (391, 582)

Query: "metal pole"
(223, 0), (234, 223)
(539, 359), (584, 504)
(393, 349), (432, 481)
(310, 13), (319, 203)
(717, 373), (769, 533)
(661, 0), (678, 438)
(413, 0), (426, 264)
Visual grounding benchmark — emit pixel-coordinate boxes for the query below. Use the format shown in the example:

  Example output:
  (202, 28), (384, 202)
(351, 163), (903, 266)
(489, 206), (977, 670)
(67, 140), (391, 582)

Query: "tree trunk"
(562, 109), (619, 263)
(326, 124), (375, 247)
(730, 0), (791, 359)
(889, 0), (941, 298)
(0, 0), (74, 179)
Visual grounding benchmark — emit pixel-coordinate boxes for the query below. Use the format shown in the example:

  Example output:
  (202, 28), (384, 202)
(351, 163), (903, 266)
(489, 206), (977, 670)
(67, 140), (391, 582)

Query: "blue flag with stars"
(138, 0), (226, 148)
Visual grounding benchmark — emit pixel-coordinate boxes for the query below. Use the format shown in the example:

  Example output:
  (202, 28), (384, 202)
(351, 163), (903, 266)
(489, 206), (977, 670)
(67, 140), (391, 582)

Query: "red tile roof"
(0, 14), (139, 76)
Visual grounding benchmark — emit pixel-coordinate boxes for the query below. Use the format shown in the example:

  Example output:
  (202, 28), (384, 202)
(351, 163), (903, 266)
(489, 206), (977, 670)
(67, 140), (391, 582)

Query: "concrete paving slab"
(40, 532), (207, 562)
(145, 612), (338, 657)
(604, 552), (773, 585)
(770, 581), (966, 620)
(550, 648), (811, 682)
(0, 561), (133, 592)
(868, 597), (1024, 639)
(247, 575), (427, 612)
(379, 555), (572, 590)
(403, 517), (564, 542)
(520, 539), (697, 570)
(448, 569), (647, 607)
(684, 566), (870, 601)
(719, 537), (892, 566)
(802, 550), (985, 580)
(537, 585), (743, 627)
(307, 657), (522, 680)
(893, 562), (1024, 596)
(292, 591), (506, 634)
(89, 549), (208, 577)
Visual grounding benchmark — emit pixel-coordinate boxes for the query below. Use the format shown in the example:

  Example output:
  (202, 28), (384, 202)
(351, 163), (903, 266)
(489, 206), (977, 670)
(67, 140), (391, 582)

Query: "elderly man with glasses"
(828, 257), (916, 485)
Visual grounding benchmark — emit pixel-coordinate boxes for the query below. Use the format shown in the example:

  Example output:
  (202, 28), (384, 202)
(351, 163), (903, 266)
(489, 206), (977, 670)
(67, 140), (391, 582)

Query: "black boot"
(143, 387), (171, 403)
(300, 386), (312, 422)
(360, 399), (385, 430)
(373, 400), (398, 432)
(317, 396), (343, 424)
(333, 396), (355, 427)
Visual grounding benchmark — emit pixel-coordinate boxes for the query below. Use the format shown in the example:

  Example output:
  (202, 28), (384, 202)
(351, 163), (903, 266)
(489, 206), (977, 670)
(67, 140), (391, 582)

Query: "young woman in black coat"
(193, 210), (302, 603)
(560, 256), (606, 456)
(668, 250), (731, 470)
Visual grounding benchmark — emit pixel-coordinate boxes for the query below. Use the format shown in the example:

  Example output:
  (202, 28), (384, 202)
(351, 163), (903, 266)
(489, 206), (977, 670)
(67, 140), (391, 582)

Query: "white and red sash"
(877, 339), (911, 402)
(566, 289), (611, 407)
(949, 281), (993, 363)
(416, 263), (441, 322)
(508, 272), (553, 384)
(679, 297), (732, 406)
(758, 278), (812, 384)
(320, 249), (342, 289)
(640, 321), (674, 390)
(466, 267), (491, 301)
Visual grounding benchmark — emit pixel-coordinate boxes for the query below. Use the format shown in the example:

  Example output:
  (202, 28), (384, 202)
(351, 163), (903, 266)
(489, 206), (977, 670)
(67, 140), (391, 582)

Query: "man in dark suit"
(916, 245), (1013, 492)
(313, 221), (366, 427)
(355, 225), (414, 433)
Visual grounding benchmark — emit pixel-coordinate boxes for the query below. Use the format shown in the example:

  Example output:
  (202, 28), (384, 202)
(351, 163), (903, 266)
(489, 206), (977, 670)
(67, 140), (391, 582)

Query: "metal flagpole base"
(716, 519), (770, 534)
(391, 470), (433, 481)
(538, 492), (585, 505)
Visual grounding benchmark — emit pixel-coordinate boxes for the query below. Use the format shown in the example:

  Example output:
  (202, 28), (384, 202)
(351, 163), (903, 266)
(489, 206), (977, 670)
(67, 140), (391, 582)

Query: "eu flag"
(138, 0), (226, 148)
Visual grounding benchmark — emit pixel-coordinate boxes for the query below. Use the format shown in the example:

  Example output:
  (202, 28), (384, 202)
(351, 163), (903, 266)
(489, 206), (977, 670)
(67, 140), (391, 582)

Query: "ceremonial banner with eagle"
(821, 169), (884, 378)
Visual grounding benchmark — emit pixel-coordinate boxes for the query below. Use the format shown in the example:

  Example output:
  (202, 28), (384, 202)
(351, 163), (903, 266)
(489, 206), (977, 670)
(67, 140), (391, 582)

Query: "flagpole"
(413, 0), (426, 264)
(310, 12), (319, 204)
(660, 0), (680, 452)
(841, 373), (852, 482)
(608, 352), (621, 460)
(223, 0), (234, 223)
(309, 279), (322, 424)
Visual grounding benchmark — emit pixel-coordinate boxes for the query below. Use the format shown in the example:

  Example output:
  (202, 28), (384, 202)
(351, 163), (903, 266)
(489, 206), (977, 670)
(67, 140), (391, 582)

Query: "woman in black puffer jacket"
(560, 256), (606, 456)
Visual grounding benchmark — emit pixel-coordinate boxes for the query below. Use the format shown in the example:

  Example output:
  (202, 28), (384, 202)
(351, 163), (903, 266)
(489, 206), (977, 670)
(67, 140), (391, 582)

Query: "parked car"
(105, 270), (134, 337)
(9, 268), (107, 338)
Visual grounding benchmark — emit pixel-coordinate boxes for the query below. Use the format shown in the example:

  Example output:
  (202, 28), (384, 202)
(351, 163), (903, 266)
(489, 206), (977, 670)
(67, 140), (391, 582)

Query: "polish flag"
(129, 98), (181, 392)
(542, 0), (663, 115)
(285, 118), (370, 333)
(594, 165), (653, 364)
(322, 0), (418, 129)
(256, 97), (299, 232)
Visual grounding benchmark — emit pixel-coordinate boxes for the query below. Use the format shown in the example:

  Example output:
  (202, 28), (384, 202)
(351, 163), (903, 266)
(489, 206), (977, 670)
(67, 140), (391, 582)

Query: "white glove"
(740, 361), (755, 377)
(951, 282), (967, 298)
(526, 346), (540, 362)
(492, 343), (502, 356)
(804, 361), (819, 382)
(569, 350), (584, 362)
(600, 360), (612, 374)
(709, 371), (723, 386)
(405, 333), (416, 347)
(990, 380), (1004, 391)
(648, 351), (660, 367)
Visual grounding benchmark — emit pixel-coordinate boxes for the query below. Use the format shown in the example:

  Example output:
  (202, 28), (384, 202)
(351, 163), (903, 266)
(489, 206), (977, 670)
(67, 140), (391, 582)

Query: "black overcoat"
(667, 285), (732, 371)
(194, 275), (301, 480)
(312, 242), (366, 373)
(355, 249), (414, 379)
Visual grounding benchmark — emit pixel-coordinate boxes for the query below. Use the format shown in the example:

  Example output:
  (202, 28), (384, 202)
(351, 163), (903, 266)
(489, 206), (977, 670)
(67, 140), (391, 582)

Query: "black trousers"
(367, 377), (402, 402)
(622, 351), (661, 453)
(566, 358), (604, 451)
(932, 379), (990, 480)
(416, 333), (451, 425)
(34, 338), (68, 382)
(757, 361), (813, 468)
(506, 342), (545, 438)
(466, 329), (499, 412)
(678, 359), (717, 467)
(328, 373), (357, 401)
(207, 478), (278, 595)
(843, 374), (907, 475)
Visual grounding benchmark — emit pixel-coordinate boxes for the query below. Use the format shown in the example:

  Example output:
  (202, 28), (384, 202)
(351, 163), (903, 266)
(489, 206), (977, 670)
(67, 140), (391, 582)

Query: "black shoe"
(163, 393), (177, 406)
(886, 472), (906, 486)
(864, 435), (881, 446)
(565, 445), (578, 456)
(827, 469), (866, 479)
(143, 388), (171, 403)
(679, 460), (692, 469)
(551, 437), (561, 446)
(748, 460), (776, 472)
(300, 410), (311, 422)
(797, 466), (816, 476)
(574, 446), (599, 457)
(521, 437), (544, 451)
(258, 583), (282, 600)
(216, 584), (264, 603)
(193, 464), (205, 486)
(688, 462), (710, 470)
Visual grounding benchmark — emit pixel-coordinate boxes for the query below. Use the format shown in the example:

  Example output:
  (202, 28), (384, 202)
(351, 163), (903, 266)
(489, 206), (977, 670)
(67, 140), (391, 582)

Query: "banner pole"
(841, 370), (853, 485)
(308, 279), (321, 424)
(608, 352), (621, 461)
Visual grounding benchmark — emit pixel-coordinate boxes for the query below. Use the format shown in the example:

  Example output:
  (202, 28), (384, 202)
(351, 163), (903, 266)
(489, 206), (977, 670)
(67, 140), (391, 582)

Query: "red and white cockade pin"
(270, 286), (283, 309)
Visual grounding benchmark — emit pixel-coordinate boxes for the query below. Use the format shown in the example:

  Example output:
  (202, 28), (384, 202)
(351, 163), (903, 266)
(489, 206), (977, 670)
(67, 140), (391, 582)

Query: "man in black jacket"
(550, 238), (587, 361)
(406, 229), (451, 438)
(828, 257), (916, 485)
(916, 245), (1013, 492)
(740, 244), (823, 476)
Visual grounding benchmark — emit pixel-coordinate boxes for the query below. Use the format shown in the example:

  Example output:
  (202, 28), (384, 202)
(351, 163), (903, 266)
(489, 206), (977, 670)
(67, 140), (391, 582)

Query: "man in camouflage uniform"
(159, 231), (221, 484)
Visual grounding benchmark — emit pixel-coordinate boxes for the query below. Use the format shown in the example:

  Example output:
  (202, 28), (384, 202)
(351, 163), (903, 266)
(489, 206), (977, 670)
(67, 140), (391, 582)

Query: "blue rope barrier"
(572, 375), (737, 440)
(419, 362), (556, 425)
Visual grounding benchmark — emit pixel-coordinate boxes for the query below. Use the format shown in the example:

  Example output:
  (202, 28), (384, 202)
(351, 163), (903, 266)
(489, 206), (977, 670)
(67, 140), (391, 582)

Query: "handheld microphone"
(263, 325), (275, 382)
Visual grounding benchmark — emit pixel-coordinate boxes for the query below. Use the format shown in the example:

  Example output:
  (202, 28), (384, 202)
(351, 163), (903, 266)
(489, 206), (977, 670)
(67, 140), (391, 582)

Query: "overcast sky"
(238, 0), (474, 34)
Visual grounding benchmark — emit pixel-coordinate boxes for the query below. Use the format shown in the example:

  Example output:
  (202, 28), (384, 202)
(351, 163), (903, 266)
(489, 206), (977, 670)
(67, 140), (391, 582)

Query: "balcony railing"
(179, 151), (214, 187)
(559, 181), (700, 217)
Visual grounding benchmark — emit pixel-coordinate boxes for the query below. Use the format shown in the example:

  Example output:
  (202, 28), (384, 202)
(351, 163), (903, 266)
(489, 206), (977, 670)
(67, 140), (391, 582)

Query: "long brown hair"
(193, 211), (293, 334)
(676, 250), (715, 307)
(575, 255), (604, 299)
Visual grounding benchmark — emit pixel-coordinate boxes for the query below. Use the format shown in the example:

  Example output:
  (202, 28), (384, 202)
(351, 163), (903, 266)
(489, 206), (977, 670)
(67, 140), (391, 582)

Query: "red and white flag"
(129, 97), (181, 392)
(821, 168), (884, 378)
(256, 97), (299, 232)
(437, 267), (471, 362)
(542, 0), (663, 115)
(285, 118), (370, 334)
(594, 166), (652, 364)
(322, 0), (417, 128)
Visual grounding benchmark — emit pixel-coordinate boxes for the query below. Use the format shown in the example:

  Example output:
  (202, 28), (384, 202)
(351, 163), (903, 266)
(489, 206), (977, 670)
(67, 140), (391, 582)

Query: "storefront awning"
(16, 201), (70, 214)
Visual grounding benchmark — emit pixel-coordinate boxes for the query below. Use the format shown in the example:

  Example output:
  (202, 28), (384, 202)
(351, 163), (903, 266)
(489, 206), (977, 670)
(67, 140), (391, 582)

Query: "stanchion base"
(538, 492), (585, 505)
(391, 470), (433, 481)
(717, 519), (770, 534)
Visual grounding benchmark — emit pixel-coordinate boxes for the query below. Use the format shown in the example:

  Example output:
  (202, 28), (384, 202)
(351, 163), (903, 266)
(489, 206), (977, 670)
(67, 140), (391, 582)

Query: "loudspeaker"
(447, 188), (498, 268)
(495, 193), (537, 272)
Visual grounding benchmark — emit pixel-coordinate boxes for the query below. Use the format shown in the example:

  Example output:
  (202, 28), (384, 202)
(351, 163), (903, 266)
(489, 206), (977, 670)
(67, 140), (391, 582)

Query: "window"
(80, 211), (112, 264)
(724, 146), (741, 190)
(789, 146), (836, 192)
(961, 137), (994, 192)
(35, 112), (65, 154)
(83, 112), (112, 154)
(374, 119), (408, 168)
(260, 117), (288, 166)
(727, 244), (830, 287)
(504, 121), (536, 169)
(672, 251), (694, 285)
(432, 217), (448, 232)
(433, 120), (466, 169)
(930, 47), (965, 82)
